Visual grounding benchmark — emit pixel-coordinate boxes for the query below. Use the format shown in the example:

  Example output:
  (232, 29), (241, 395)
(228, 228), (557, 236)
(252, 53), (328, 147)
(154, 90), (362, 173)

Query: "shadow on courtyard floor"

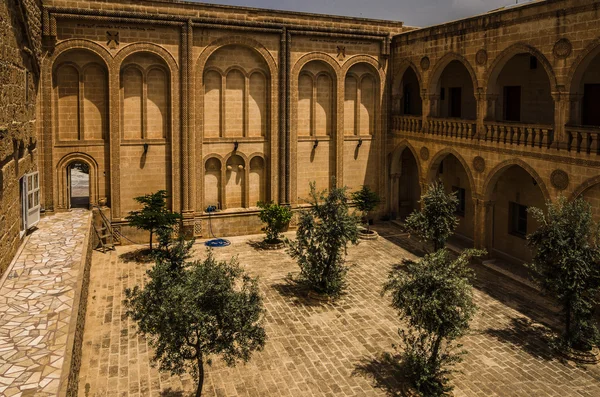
(353, 352), (413, 397)
(160, 388), (187, 397)
(484, 317), (565, 362)
(119, 247), (155, 263)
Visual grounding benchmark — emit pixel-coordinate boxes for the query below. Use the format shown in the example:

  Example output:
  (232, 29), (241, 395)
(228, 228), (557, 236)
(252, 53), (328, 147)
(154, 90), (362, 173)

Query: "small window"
(453, 186), (466, 217)
(509, 202), (528, 238)
(529, 56), (538, 70)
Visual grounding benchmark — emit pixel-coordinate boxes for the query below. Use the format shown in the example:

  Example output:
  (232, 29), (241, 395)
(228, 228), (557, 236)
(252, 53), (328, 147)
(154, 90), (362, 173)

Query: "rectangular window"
(453, 186), (466, 217)
(583, 84), (600, 126)
(403, 85), (411, 115)
(449, 87), (462, 118)
(509, 202), (528, 238)
(25, 171), (40, 229)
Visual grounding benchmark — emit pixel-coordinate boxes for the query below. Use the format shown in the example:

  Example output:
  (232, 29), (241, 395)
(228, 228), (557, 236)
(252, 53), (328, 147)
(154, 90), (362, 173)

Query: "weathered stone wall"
(40, 0), (406, 240)
(0, 0), (41, 275)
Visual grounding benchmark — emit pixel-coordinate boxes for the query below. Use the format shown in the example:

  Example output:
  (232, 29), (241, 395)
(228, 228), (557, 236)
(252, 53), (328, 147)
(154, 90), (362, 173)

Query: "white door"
(25, 171), (40, 229)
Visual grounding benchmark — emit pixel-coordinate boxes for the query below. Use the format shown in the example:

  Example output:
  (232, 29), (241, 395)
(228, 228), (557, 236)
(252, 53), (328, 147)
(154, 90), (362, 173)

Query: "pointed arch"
(428, 52), (479, 94)
(483, 158), (550, 202)
(427, 148), (476, 195)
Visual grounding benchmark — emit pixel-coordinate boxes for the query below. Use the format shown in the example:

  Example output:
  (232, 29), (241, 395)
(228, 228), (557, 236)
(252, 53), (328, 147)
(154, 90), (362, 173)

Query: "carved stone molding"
(420, 146), (430, 161)
(420, 56), (430, 71)
(194, 220), (202, 236)
(551, 169), (569, 190)
(473, 156), (486, 173)
(475, 49), (488, 66)
(553, 38), (572, 59)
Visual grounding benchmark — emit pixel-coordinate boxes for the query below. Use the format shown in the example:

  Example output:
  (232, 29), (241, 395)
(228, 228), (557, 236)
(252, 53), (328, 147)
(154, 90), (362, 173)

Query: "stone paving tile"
(78, 224), (600, 397)
(0, 209), (91, 396)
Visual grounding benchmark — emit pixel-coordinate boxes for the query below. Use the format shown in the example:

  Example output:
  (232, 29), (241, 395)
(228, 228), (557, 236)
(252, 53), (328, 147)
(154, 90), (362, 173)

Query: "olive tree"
(125, 248), (266, 397)
(287, 181), (359, 296)
(382, 248), (484, 396)
(405, 182), (459, 251)
(527, 197), (600, 350)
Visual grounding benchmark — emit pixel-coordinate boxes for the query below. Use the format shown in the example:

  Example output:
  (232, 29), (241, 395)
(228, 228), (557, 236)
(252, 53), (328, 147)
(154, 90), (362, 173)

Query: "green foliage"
(351, 185), (381, 233)
(124, 249), (266, 397)
(527, 197), (600, 350)
(257, 201), (293, 244)
(382, 248), (483, 396)
(125, 190), (181, 250)
(405, 182), (459, 251)
(287, 181), (359, 296)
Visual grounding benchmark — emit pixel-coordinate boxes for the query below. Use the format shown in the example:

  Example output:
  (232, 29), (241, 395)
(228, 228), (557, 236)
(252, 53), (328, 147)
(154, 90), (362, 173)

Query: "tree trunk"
(565, 299), (572, 346)
(149, 230), (153, 250)
(429, 333), (443, 370)
(195, 353), (204, 397)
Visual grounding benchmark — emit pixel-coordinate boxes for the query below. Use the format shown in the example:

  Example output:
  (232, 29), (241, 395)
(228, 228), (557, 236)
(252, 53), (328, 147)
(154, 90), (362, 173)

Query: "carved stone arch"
(483, 158), (550, 202)
(55, 152), (100, 209)
(50, 39), (113, 71)
(223, 151), (249, 165)
(195, 36), (277, 79)
(426, 148), (476, 196)
(428, 52), (479, 94)
(203, 66), (224, 77)
(389, 140), (423, 181)
(224, 65), (249, 78)
(291, 52), (341, 80)
(114, 42), (179, 73)
(81, 61), (108, 76)
(299, 70), (315, 80)
(569, 174), (600, 201)
(146, 64), (170, 78)
(52, 61), (82, 79)
(203, 153), (225, 166)
(248, 68), (269, 79)
(485, 43), (558, 94)
(567, 37), (600, 95)
(392, 59), (426, 98)
(248, 152), (267, 164)
(120, 63), (145, 76)
(341, 55), (385, 83)
(393, 59), (423, 90)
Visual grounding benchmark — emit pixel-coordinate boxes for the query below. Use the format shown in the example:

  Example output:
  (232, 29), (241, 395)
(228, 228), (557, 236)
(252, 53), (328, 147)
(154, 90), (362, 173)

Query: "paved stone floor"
(0, 209), (91, 396)
(78, 224), (600, 397)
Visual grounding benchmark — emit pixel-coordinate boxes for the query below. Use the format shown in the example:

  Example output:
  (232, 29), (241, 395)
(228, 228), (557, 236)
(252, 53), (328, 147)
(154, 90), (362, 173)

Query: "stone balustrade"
(392, 115), (422, 133)
(427, 118), (477, 139)
(566, 125), (600, 155)
(482, 121), (554, 148)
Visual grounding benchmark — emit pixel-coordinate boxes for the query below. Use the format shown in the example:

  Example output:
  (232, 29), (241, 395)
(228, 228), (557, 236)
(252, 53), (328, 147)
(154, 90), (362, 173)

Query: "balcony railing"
(427, 118), (477, 139)
(566, 125), (600, 155)
(482, 121), (554, 148)
(392, 115), (422, 133)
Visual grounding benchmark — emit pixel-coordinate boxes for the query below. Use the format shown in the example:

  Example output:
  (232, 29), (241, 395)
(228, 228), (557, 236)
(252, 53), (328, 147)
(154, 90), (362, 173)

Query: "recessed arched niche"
(120, 52), (170, 141)
(225, 155), (245, 209)
(53, 49), (109, 142)
(203, 45), (270, 139)
(344, 63), (378, 136)
(249, 156), (266, 207)
(204, 158), (222, 209)
(297, 61), (335, 137)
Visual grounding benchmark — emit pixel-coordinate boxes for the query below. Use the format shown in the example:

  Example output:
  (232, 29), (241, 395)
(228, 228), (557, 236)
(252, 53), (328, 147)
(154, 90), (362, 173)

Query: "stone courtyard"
(77, 223), (600, 397)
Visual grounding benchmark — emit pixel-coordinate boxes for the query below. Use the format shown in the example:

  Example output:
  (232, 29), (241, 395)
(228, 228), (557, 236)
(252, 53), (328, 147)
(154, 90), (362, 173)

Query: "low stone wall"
(59, 218), (94, 397)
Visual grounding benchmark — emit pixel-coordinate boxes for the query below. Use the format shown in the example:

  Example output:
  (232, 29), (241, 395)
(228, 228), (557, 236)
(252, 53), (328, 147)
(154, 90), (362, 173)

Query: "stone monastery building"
(2, 0), (600, 274)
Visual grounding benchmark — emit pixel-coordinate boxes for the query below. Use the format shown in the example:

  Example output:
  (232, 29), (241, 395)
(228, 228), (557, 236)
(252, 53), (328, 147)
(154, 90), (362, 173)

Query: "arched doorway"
(429, 153), (474, 242)
(68, 161), (90, 209)
(569, 45), (600, 126)
(485, 164), (547, 263)
(487, 51), (554, 124)
(392, 66), (422, 116)
(431, 59), (476, 119)
(390, 146), (421, 220)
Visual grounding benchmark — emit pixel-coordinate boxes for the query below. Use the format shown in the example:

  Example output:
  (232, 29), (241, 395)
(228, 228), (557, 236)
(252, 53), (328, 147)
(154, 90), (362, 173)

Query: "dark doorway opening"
(583, 84), (600, 126)
(504, 86), (521, 122)
(68, 162), (90, 209)
(449, 87), (462, 118)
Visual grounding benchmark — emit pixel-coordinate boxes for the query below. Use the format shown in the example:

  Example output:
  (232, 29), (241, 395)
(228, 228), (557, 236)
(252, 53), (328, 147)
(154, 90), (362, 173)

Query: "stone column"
(181, 21), (195, 237)
(552, 91), (568, 150)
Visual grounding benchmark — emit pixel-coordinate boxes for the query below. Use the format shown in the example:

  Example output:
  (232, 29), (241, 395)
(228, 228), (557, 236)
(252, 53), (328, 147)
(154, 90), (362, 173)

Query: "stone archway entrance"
(68, 162), (90, 209)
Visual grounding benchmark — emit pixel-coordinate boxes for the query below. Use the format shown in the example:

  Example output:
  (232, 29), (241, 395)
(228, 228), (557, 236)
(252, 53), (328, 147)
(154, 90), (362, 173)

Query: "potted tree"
(351, 185), (381, 240)
(257, 201), (293, 250)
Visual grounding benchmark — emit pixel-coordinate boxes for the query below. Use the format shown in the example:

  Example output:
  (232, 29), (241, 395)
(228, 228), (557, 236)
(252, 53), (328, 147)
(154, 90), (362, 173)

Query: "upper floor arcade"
(390, 0), (600, 159)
